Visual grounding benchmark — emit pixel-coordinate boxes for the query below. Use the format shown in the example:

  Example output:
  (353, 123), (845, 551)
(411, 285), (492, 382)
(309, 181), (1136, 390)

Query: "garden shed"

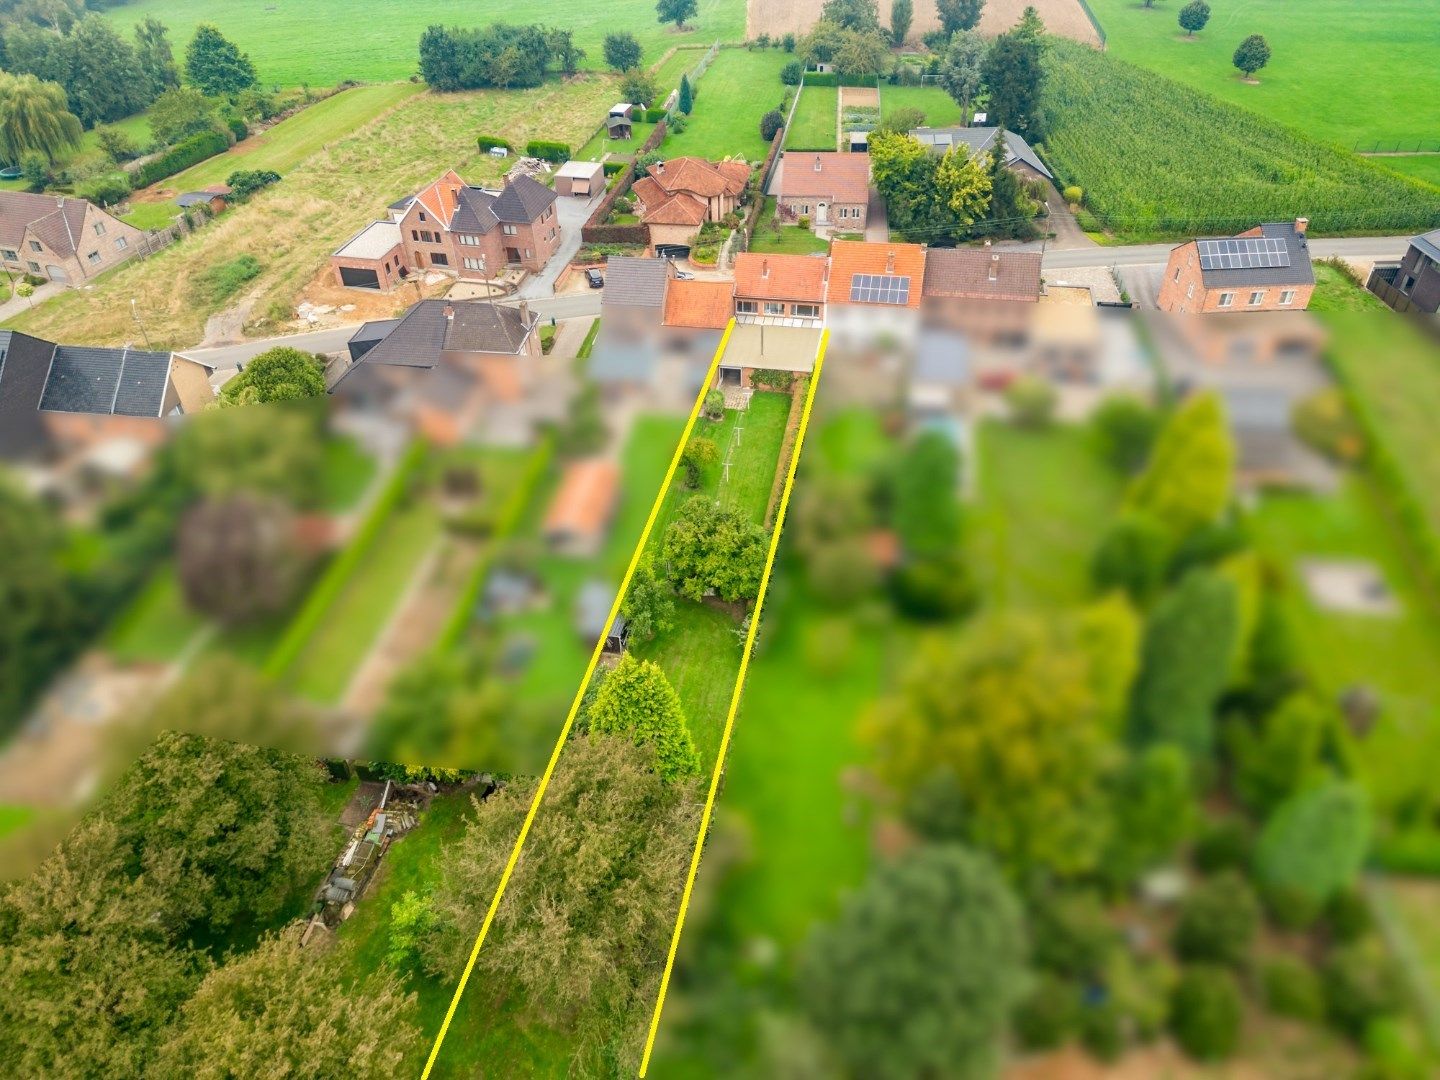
(555, 159), (604, 197)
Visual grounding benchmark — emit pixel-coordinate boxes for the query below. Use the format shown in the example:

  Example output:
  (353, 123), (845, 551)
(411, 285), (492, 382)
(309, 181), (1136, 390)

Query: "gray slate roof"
(1413, 228), (1440, 264)
(38, 344), (173, 417)
(0, 330), (57, 455)
(909, 127), (1052, 180)
(601, 256), (671, 308)
(0, 191), (91, 256)
(350, 299), (535, 370)
(449, 175), (557, 234)
(1195, 222), (1315, 289)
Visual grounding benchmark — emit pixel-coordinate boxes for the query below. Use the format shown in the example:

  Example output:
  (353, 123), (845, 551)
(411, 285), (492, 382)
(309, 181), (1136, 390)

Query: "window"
(524, 248), (532, 259)
(1218, 292), (1235, 308)
(1186, 282), (1194, 300)
(431, 252), (448, 266)
(411, 230), (419, 241)
(2, 249), (16, 261)
(419, 230), (436, 243)
(463, 256), (485, 271)
(793, 303), (819, 318)
(736, 299), (758, 314)
(1278, 289), (1296, 305)
(1401, 276), (1416, 293)
(419, 211), (428, 221)
(27, 261), (40, 273)
(459, 234), (479, 246)
(87, 251), (101, 265)
(93, 221), (106, 236)
(114, 236), (128, 251)
(1248, 290), (1265, 306)
(1173, 267), (1181, 283)
(764, 301), (785, 316)
(503, 225), (518, 235)
(29, 240), (42, 252)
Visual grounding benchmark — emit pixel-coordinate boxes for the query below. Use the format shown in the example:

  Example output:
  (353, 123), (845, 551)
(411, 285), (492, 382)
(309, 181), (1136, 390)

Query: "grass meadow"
(1379, 155), (1440, 188)
(101, 0), (747, 85)
(1085, 0), (1440, 148)
(878, 84), (966, 128)
(662, 47), (791, 162)
(785, 84), (837, 151)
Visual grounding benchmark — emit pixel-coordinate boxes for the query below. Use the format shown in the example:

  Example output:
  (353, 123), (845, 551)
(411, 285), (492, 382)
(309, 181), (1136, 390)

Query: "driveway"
(1039, 181), (1095, 251)
(865, 186), (889, 242)
(519, 189), (604, 299)
(0, 279), (65, 324)
(1117, 264), (1164, 310)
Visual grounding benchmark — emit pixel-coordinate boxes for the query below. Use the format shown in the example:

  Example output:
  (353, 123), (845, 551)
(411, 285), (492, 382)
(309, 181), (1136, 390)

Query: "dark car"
(586, 268), (604, 289)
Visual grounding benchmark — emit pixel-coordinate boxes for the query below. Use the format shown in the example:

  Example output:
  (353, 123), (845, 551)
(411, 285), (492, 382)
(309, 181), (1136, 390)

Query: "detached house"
(910, 127), (1052, 183)
(632, 157), (751, 250)
(331, 169), (560, 290)
(733, 252), (827, 326)
(775, 152), (871, 231)
(1, 191), (144, 285)
(1368, 228), (1440, 315)
(1157, 218), (1315, 315)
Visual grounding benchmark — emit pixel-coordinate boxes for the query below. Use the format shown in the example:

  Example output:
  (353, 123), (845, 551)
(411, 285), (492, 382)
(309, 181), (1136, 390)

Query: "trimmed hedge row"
(582, 223), (649, 245)
(478, 134), (513, 152)
(801, 71), (879, 88)
(134, 129), (230, 188)
(602, 161), (628, 176)
(641, 107), (668, 123)
(436, 437), (555, 650)
(750, 368), (795, 391)
(581, 119), (668, 241)
(526, 139), (571, 163)
(262, 439), (429, 682)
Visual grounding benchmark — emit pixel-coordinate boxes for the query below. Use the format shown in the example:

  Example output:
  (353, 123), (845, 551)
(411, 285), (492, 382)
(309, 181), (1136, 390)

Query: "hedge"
(641, 107), (668, 123)
(802, 71), (880, 88)
(477, 135), (513, 152)
(602, 160), (628, 176)
(581, 222), (649, 245)
(134, 129), (230, 187)
(262, 439), (428, 681)
(750, 369), (795, 392)
(525, 139), (571, 164)
(226, 116), (248, 141)
(435, 437), (554, 650)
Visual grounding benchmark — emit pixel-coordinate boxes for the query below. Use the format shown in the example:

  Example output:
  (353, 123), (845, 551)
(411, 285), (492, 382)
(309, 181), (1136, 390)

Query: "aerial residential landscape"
(2, 0), (1439, 1075)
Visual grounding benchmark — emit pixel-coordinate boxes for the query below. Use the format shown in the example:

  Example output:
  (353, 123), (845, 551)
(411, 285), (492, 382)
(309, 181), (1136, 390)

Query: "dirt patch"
(839, 86), (879, 108)
(748, 0), (1101, 47)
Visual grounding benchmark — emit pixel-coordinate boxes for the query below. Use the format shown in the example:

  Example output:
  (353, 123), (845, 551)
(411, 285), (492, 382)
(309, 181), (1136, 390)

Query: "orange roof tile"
(647, 157), (749, 199)
(665, 279), (734, 329)
(643, 192), (708, 227)
(826, 239), (926, 308)
(414, 169), (467, 228)
(780, 152), (871, 204)
(733, 252), (829, 304)
(544, 458), (619, 538)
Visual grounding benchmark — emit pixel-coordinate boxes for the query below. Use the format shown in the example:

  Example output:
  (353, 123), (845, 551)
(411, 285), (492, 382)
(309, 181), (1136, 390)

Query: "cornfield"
(1041, 41), (1440, 237)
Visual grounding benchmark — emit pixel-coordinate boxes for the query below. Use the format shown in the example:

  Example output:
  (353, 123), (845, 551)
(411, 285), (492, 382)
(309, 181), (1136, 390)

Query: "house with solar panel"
(1157, 218), (1315, 315)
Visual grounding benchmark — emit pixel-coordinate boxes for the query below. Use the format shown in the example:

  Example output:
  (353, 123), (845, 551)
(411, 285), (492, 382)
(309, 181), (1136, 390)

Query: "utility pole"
(130, 298), (152, 350)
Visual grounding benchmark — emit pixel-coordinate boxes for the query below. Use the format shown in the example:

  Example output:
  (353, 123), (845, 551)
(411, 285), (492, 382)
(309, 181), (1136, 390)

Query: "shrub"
(890, 554), (977, 621)
(781, 60), (803, 85)
(477, 135), (513, 152)
(750, 368), (795, 392)
(1262, 955), (1324, 1022)
(783, 32), (796, 52)
(225, 115), (249, 141)
(1325, 886), (1372, 944)
(587, 653), (700, 781)
(134, 129), (229, 187)
(386, 890), (437, 970)
(681, 435), (718, 488)
(1262, 880), (1324, 931)
(1174, 872), (1260, 968)
(1063, 184), (1083, 204)
(1255, 781), (1371, 908)
(226, 169), (280, 200)
(1005, 375), (1058, 428)
(760, 108), (785, 142)
(1031, 890), (1118, 980)
(703, 388), (725, 420)
(1323, 940), (1406, 1039)
(668, 113), (688, 134)
(1193, 816), (1253, 874)
(691, 244), (719, 265)
(1091, 511), (1170, 602)
(1362, 1017), (1429, 1080)
(94, 125), (141, 162)
(1293, 387), (1364, 463)
(1170, 966), (1242, 1061)
(1092, 395), (1160, 474)
(1080, 1001), (1125, 1062)
(77, 171), (133, 206)
(524, 139), (571, 163)
(1013, 976), (1078, 1050)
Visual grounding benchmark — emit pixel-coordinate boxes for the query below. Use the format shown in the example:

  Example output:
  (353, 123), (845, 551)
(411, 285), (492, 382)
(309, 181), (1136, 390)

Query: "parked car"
(586, 268), (604, 288)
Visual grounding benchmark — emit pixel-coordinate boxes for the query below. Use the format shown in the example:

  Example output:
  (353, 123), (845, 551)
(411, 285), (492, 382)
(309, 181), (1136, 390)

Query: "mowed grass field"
(102, 0), (746, 85)
(1086, 0), (1440, 148)
(7, 75), (622, 349)
(878, 84), (966, 127)
(1379, 155), (1440, 189)
(785, 84), (837, 150)
(662, 47), (791, 161)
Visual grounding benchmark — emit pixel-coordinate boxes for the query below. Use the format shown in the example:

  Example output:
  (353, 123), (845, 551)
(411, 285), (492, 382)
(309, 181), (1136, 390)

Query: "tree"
(781, 59), (804, 85)
(937, 144), (994, 224)
(368, 645), (516, 772)
(877, 104), (925, 134)
(892, 430), (961, 557)
(1126, 391), (1234, 539)
(678, 73), (694, 114)
(821, 0), (881, 32)
(1173, 872), (1260, 967)
(620, 67), (659, 108)
(1004, 374), (1057, 426)
(163, 403), (326, 507)
(185, 24), (258, 96)
(156, 930), (421, 1076)
(93, 124), (139, 162)
(937, 0), (986, 35)
(0, 72), (82, 163)
(870, 129), (965, 242)
(621, 555), (675, 642)
(100, 729), (331, 930)
(587, 653), (700, 780)
(863, 616), (1114, 877)
(226, 168), (281, 199)
(546, 28), (583, 75)
(656, 0), (698, 31)
(759, 107), (785, 142)
(1101, 744), (1194, 887)
(603, 31), (643, 72)
(832, 28), (891, 78)
(939, 31), (985, 121)
(1231, 692), (1337, 816)
(420, 734), (699, 1052)
(800, 844), (1026, 1079)
(982, 9), (1048, 140)
(1128, 569), (1240, 760)
(1322, 940), (1406, 1039)
(147, 85), (218, 145)
(1232, 33), (1271, 79)
(1178, 0), (1211, 36)
(133, 16), (181, 99)
(890, 0), (913, 45)
(417, 24), (463, 90)
(661, 496), (768, 603)
(220, 346), (327, 405)
(176, 495), (304, 625)
(1092, 394), (1160, 474)
(1171, 966), (1242, 1061)
(799, 18), (848, 66)
(1091, 510), (1171, 603)
(1255, 781), (1370, 907)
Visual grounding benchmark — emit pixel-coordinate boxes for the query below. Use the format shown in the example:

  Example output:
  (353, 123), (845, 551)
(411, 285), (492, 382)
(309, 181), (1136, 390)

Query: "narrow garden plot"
(785, 84), (838, 151)
(661, 47), (791, 162)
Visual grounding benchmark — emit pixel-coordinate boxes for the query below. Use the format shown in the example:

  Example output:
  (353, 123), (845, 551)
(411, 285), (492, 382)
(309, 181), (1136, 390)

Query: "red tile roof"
(644, 193), (708, 226)
(733, 252), (829, 303)
(665, 279), (735, 329)
(414, 169), (466, 228)
(544, 458), (619, 539)
(646, 157), (750, 199)
(779, 152), (871, 204)
(922, 247), (1042, 303)
(826, 240), (926, 308)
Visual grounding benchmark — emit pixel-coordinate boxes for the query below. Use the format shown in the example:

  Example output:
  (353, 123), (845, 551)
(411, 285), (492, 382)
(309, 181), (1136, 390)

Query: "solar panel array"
(1196, 237), (1291, 271)
(850, 273), (911, 305)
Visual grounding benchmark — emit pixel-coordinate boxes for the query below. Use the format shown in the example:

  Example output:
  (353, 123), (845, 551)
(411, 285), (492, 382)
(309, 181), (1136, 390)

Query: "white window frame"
(114, 236), (127, 251)
(763, 301), (785, 316)
(87, 250), (101, 264)
(1278, 289), (1296, 305)
(1248, 290), (1265, 306)
(503, 224), (518, 236)
(1218, 291), (1235, 308)
(736, 299), (758, 314)
(793, 303), (819, 319)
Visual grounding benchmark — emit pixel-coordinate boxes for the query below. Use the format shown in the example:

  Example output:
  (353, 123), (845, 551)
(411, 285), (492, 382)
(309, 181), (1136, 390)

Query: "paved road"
(501, 292), (602, 321)
(1038, 235), (1412, 270)
(0, 279), (66, 324)
(177, 325), (362, 369)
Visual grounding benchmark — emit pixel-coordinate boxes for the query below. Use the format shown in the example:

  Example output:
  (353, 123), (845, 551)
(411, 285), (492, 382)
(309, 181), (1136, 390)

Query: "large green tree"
(939, 31), (985, 121)
(661, 496), (768, 602)
(0, 71), (82, 163)
(1255, 781), (1370, 906)
(587, 653), (700, 780)
(937, 144), (993, 223)
(185, 23), (258, 96)
(621, 554), (676, 641)
(220, 346), (327, 406)
(367, 647), (516, 772)
(800, 844), (1027, 1079)
(602, 31), (643, 72)
(1126, 391), (1235, 539)
(147, 85), (218, 145)
(936, 0), (986, 35)
(656, 0), (698, 31)
(161, 402), (327, 507)
(4, 17), (150, 127)
(821, 0), (880, 32)
(832, 28), (891, 78)
(1100, 744), (1195, 888)
(133, 16), (181, 99)
(889, 0), (913, 45)
(1232, 33), (1271, 79)
(982, 7), (1047, 141)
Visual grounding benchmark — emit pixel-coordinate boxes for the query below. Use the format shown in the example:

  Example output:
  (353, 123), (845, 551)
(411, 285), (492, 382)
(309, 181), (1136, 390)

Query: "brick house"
(775, 152), (870, 231)
(632, 157), (751, 249)
(1368, 228), (1440, 315)
(733, 252), (827, 325)
(1, 191), (144, 286)
(1157, 219), (1315, 314)
(330, 169), (560, 290)
(910, 127), (1052, 183)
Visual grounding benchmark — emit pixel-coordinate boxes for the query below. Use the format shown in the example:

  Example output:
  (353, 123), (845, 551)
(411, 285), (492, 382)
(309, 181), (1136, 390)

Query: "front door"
(816, 202), (829, 225)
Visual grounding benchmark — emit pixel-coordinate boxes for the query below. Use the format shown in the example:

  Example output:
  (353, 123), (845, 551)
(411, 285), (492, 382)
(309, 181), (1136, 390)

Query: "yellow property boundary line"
(638, 330), (830, 1075)
(421, 319), (735, 1078)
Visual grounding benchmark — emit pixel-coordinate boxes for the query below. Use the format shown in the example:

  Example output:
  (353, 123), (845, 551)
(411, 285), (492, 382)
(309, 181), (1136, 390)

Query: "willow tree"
(0, 72), (83, 164)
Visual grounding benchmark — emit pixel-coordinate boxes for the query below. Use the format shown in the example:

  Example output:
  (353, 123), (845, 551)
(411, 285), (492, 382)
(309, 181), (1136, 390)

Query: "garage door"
(655, 244), (691, 260)
(45, 264), (69, 284)
(339, 265), (381, 289)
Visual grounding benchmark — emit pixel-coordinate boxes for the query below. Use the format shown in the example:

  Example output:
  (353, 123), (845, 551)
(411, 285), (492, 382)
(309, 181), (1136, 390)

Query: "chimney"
(988, 253), (999, 283)
(1294, 216), (1309, 236)
(885, 250), (895, 274)
(983, 238), (992, 249)
(656, 160), (665, 175)
(761, 259), (770, 280)
(518, 300), (530, 326)
(443, 304), (455, 322)
(814, 155), (822, 173)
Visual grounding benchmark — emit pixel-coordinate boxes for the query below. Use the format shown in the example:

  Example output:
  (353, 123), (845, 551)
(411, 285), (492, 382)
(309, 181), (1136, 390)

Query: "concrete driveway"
(1117, 264), (1164, 310)
(0, 279), (65, 324)
(519, 189), (604, 299)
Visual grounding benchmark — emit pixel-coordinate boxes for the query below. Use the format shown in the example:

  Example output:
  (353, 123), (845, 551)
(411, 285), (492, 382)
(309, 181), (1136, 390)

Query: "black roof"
(38, 344), (173, 417)
(492, 174), (556, 224)
(0, 329), (57, 455)
(344, 300), (536, 374)
(347, 318), (403, 362)
(601, 256), (671, 308)
(1195, 222), (1314, 289)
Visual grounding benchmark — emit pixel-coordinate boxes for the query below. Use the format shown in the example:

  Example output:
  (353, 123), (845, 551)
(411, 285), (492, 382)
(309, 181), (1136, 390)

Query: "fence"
(1074, 0), (1108, 47)
(1354, 140), (1440, 155)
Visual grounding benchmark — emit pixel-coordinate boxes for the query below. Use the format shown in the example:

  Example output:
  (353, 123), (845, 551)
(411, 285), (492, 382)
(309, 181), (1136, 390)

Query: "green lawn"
(968, 420), (1124, 608)
(748, 197), (830, 254)
(878, 84), (966, 128)
(1309, 262), (1389, 313)
(102, 0), (746, 85)
(0, 804), (37, 840)
(119, 201), (182, 231)
(1247, 478), (1440, 818)
(105, 567), (207, 664)
(785, 84), (837, 151)
(663, 47), (791, 162)
(1085, 0), (1440, 148)
(633, 599), (743, 767)
(1378, 155), (1440, 189)
(575, 120), (658, 163)
(319, 434), (378, 512)
(653, 46), (710, 99)
(701, 391), (792, 525)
